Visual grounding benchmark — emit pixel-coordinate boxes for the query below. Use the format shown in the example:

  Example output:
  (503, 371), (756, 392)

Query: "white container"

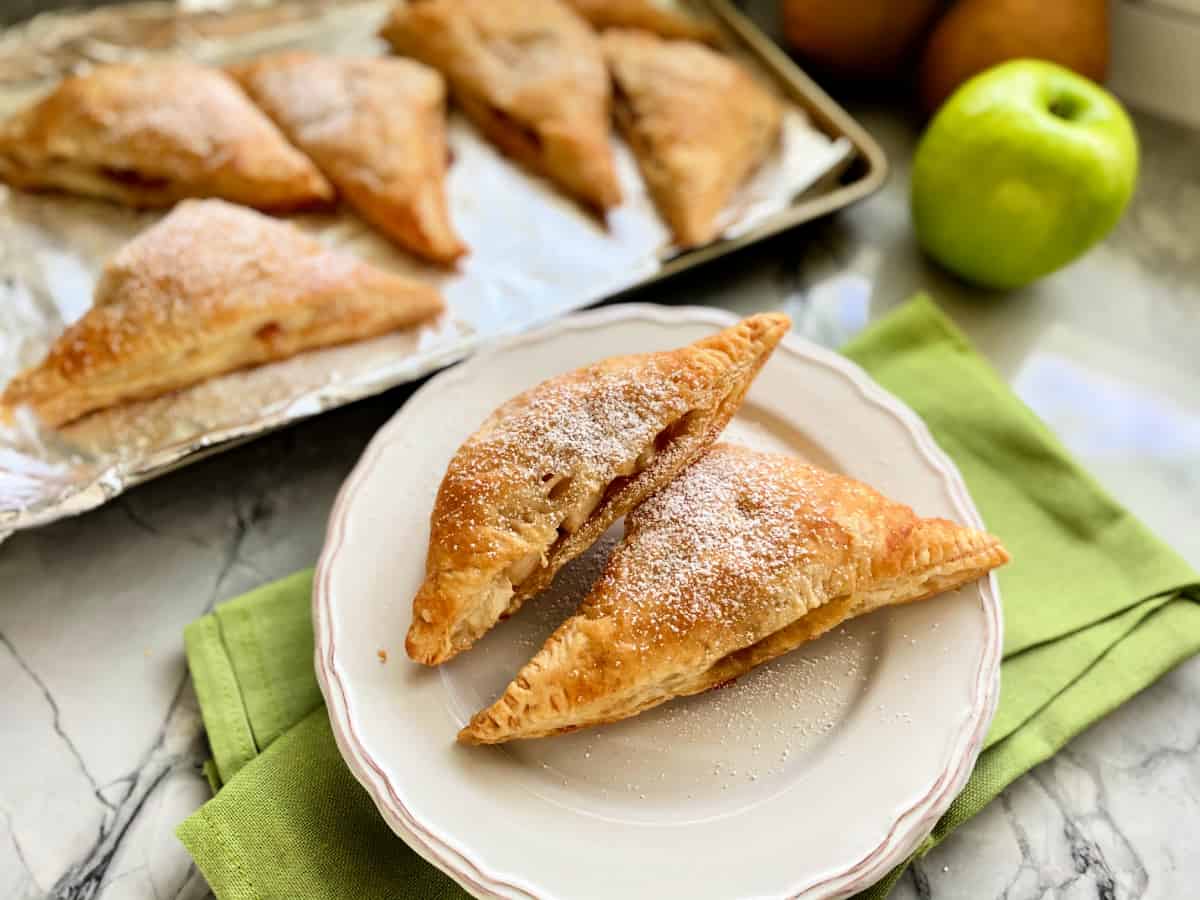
(1110, 0), (1200, 125)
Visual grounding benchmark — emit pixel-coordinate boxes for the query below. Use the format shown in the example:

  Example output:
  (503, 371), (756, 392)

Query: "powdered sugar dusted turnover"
(407, 313), (790, 665)
(460, 444), (1009, 743)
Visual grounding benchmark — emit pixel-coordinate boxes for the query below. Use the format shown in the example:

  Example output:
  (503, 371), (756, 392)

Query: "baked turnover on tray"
(407, 313), (790, 665)
(232, 52), (466, 265)
(564, 0), (718, 42)
(381, 0), (622, 213)
(0, 61), (333, 210)
(0, 199), (443, 427)
(461, 444), (1009, 743)
(603, 29), (783, 248)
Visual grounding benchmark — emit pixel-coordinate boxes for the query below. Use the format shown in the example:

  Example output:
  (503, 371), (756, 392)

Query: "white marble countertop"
(3, 16), (1199, 900)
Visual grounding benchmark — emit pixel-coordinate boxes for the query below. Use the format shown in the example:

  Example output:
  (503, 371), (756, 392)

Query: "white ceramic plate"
(314, 304), (1002, 900)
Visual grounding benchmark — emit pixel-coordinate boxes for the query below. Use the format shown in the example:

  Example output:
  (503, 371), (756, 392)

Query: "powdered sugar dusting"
(496, 617), (883, 821)
(438, 357), (695, 538)
(489, 364), (685, 472)
(46, 200), (373, 382)
(591, 444), (839, 654)
(100, 199), (356, 311)
(238, 55), (446, 187)
(649, 624), (868, 752)
(437, 439), (892, 823)
(59, 61), (320, 175)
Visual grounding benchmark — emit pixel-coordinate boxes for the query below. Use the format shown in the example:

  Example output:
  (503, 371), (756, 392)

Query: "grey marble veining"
(2, 22), (1200, 900)
(1, 407), (389, 899)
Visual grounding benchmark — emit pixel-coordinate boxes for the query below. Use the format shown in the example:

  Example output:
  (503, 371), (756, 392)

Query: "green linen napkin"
(177, 295), (1200, 899)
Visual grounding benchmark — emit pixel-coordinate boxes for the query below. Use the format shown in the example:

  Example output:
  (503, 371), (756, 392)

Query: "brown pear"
(919, 0), (1109, 114)
(781, 0), (943, 80)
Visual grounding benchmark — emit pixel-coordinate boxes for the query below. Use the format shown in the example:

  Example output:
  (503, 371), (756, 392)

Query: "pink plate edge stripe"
(312, 303), (1004, 900)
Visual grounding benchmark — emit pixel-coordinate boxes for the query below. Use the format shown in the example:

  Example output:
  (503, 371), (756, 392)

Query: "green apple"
(911, 59), (1138, 291)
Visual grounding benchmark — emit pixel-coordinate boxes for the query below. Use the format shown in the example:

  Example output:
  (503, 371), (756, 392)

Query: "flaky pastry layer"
(408, 314), (791, 665)
(462, 444), (1010, 743)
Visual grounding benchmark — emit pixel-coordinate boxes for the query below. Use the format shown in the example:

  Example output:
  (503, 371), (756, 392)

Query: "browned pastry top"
(1, 199), (443, 426)
(462, 443), (1009, 743)
(0, 61), (333, 209)
(565, 0), (719, 42)
(381, 0), (621, 212)
(603, 29), (782, 247)
(232, 52), (466, 264)
(407, 313), (791, 665)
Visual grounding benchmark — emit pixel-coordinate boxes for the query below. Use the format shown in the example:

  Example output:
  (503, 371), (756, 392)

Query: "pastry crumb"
(377, 648), (388, 664)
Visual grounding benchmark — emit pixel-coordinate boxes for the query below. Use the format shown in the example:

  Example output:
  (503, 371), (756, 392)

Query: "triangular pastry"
(602, 29), (783, 248)
(232, 52), (466, 265)
(408, 314), (790, 665)
(381, 0), (622, 212)
(461, 443), (1009, 743)
(1, 199), (443, 427)
(564, 0), (718, 42)
(0, 61), (333, 210)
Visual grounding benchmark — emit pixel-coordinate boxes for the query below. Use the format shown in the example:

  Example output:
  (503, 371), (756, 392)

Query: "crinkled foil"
(0, 0), (852, 539)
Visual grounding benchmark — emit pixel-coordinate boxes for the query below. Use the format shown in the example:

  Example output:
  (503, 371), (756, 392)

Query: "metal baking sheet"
(0, 0), (887, 539)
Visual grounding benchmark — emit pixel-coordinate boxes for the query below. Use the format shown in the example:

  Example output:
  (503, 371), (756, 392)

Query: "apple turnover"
(232, 52), (466, 265)
(461, 443), (1009, 743)
(565, 0), (717, 42)
(407, 314), (790, 665)
(381, 0), (621, 212)
(0, 199), (443, 427)
(603, 29), (783, 247)
(0, 61), (333, 210)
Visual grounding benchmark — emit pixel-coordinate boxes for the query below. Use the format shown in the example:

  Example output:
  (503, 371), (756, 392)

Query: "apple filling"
(255, 321), (285, 344)
(451, 408), (712, 648)
(502, 410), (703, 591)
(456, 93), (544, 167)
(98, 165), (171, 190)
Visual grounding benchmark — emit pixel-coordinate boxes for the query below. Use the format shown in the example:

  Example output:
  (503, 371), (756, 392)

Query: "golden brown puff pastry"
(0, 199), (443, 427)
(380, 0), (622, 213)
(408, 313), (790, 665)
(564, 0), (718, 42)
(0, 61), (333, 210)
(602, 29), (783, 248)
(231, 52), (466, 266)
(461, 443), (1010, 743)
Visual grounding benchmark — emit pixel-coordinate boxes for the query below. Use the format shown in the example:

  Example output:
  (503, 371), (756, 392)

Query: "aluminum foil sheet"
(0, 0), (853, 538)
